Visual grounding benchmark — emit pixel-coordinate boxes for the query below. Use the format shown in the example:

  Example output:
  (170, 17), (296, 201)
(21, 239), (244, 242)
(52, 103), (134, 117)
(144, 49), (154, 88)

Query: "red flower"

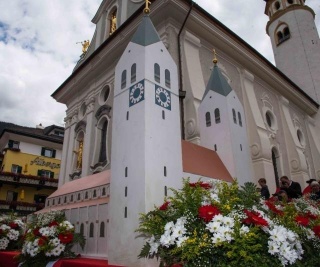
(189, 182), (212, 189)
(313, 225), (320, 238)
(295, 215), (310, 227)
(58, 232), (74, 244)
(198, 205), (221, 222)
(38, 236), (47, 247)
(306, 212), (318, 220)
(33, 228), (41, 236)
(265, 201), (283, 216)
(159, 201), (170, 211)
(9, 222), (19, 229)
(171, 264), (183, 267)
(49, 221), (59, 227)
(243, 210), (268, 227)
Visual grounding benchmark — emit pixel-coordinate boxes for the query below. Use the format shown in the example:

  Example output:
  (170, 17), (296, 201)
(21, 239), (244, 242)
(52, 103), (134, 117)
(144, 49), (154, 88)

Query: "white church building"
(40, 0), (320, 266)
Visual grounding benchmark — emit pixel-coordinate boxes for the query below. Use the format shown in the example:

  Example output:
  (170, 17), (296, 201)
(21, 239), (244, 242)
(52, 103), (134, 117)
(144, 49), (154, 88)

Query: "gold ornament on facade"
(213, 49), (218, 64)
(110, 11), (117, 35)
(144, 0), (151, 14)
(77, 40), (90, 54)
(74, 140), (84, 169)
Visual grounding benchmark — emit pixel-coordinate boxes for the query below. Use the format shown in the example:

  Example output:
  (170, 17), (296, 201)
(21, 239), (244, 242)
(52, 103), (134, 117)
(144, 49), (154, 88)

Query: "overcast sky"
(0, 0), (319, 128)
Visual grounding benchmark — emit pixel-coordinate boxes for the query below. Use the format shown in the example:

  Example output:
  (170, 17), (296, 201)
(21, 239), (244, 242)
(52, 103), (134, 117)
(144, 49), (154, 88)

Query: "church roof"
(181, 140), (234, 183)
(202, 64), (232, 100)
(131, 15), (160, 46)
(48, 170), (110, 198)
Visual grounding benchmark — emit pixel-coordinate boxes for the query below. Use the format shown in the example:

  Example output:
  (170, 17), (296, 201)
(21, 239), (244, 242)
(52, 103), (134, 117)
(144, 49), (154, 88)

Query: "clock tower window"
(215, 108), (221, 124)
(121, 70), (127, 89)
(131, 63), (136, 83)
(205, 112), (211, 127)
(165, 69), (171, 88)
(154, 63), (160, 83)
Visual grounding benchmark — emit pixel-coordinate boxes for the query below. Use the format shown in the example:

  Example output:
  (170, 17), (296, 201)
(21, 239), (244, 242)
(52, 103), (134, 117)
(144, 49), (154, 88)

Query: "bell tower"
(264, 0), (320, 102)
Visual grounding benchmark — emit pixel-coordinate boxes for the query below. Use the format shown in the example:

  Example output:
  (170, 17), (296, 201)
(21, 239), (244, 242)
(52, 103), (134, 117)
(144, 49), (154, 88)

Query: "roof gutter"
(178, 1), (193, 140)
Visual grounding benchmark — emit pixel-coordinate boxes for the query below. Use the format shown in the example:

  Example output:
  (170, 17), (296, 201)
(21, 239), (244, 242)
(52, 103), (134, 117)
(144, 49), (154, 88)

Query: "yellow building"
(0, 122), (63, 215)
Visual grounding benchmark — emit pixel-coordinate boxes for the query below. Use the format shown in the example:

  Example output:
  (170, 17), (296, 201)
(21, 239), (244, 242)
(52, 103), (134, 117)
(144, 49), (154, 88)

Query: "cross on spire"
(213, 49), (218, 64)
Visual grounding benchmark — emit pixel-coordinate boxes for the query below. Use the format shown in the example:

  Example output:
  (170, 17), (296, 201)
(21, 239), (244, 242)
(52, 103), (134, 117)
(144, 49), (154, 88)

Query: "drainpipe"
(178, 1), (193, 140)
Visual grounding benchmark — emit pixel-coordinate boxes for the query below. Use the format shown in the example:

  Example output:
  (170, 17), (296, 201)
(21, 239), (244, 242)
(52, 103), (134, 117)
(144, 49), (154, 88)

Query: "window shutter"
(17, 166), (22, 174)
(8, 140), (13, 148)
(52, 150), (56, 158)
(41, 147), (45, 156)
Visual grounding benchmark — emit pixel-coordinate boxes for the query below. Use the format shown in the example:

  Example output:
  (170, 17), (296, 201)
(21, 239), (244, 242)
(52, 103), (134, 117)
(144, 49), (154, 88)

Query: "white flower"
(7, 229), (19, 240)
(148, 236), (160, 254)
(0, 237), (9, 250)
(49, 237), (61, 246)
(160, 233), (173, 247)
(171, 224), (186, 239)
(164, 221), (174, 232)
(222, 216), (234, 228)
(176, 236), (188, 247)
(206, 221), (221, 233)
(240, 225), (249, 235)
(60, 221), (74, 230)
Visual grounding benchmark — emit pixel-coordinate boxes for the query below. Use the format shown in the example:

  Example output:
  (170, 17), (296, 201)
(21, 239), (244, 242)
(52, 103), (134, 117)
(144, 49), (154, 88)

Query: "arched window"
(89, 223), (94, 237)
(100, 222), (105, 237)
(121, 70), (127, 89)
(232, 109), (237, 124)
(154, 63), (160, 83)
(238, 112), (242, 127)
(80, 223), (84, 235)
(283, 27), (290, 39)
(99, 120), (108, 162)
(205, 112), (211, 127)
(214, 108), (221, 124)
(131, 63), (136, 83)
(274, 1), (281, 10)
(165, 69), (171, 88)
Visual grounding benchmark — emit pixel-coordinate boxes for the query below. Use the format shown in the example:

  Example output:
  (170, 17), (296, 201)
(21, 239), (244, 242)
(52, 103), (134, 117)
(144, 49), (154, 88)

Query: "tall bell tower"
(264, 0), (320, 102)
(108, 2), (183, 266)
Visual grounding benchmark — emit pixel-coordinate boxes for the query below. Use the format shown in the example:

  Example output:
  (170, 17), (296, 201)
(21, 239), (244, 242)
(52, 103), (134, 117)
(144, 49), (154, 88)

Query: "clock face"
(129, 80), (145, 107)
(155, 86), (171, 110)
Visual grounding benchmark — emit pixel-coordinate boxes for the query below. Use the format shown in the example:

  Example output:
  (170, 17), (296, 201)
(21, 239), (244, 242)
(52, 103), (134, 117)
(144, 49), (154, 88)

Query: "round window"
(287, 0), (293, 4)
(274, 1), (281, 10)
(99, 85), (111, 105)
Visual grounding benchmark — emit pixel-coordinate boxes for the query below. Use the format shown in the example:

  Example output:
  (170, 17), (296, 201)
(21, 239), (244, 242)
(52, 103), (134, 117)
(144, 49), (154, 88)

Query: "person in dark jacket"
(279, 176), (302, 199)
(258, 178), (270, 199)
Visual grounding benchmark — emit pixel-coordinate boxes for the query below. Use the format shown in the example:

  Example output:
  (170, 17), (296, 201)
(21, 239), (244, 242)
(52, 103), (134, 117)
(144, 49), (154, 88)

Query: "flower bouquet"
(17, 210), (85, 267)
(137, 179), (320, 267)
(0, 214), (25, 250)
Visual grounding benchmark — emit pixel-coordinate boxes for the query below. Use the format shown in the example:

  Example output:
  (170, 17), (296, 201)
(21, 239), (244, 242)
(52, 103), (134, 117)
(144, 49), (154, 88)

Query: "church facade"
(42, 0), (320, 265)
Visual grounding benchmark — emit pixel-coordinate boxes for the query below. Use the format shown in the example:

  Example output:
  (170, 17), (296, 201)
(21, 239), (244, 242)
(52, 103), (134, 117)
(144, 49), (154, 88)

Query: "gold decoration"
(144, 0), (151, 14)
(110, 11), (117, 35)
(81, 40), (90, 54)
(213, 49), (218, 64)
(20, 189), (25, 200)
(74, 141), (84, 169)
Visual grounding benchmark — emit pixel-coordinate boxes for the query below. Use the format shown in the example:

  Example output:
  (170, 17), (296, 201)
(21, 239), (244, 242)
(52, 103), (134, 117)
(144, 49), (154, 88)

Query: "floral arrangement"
(0, 214), (25, 250)
(137, 179), (320, 267)
(17, 210), (85, 267)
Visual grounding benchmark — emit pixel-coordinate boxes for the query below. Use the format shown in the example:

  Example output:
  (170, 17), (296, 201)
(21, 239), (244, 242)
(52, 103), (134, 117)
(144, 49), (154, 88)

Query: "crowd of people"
(257, 176), (320, 202)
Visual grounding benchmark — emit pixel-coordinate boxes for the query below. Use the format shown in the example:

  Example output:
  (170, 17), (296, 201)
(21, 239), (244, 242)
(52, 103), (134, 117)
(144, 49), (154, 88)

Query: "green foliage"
(137, 178), (320, 267)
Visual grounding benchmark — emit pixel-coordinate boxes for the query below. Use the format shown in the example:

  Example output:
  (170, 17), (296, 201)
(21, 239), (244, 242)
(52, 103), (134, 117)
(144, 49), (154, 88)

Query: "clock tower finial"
(144, 0), (151, 14)
(213, 49), (218, 65)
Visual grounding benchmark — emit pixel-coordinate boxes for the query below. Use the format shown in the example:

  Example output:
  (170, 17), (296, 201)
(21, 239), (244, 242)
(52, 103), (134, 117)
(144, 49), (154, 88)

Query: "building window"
(71, 195), (74, 202)
(11, 164), (22, 174)
(126, 111), (129, 120)
(232, 109), (237, 124)
(277, 26), (290, 45)
(274, 1), (281, 10)
(102, 188), (106, 196)
(89, 223), (94, 237)
(80, 223), (84, 235)
(41, 147), (56, 158)
(287, 0), (293, 4)
(131, 63), (136, 83)
(162, 110), (165, 120)
(125, 167), (128, 177)
(78, 193), (81, 201)
(297, 129), (305, 146)
(100, 222), (105, 237)
(154, 63), (160, 83)
(214, 144), (217, 151)
(93, 190), (97, 198)
(265, 111), (276, 129)
(164, 186), (167, 196)
(238, 112), (242, 127)
(164, 166), (167, 177)
(124, 207), (127, 218)
(214, 108), (221, 124)
(205, 112), (211, 127)
(165, 69), (171, 88)
(38, 170), (54, 178)
(85, 192), (88, 199)
(8, 140), (20, 149)
(121, 70), (127, 89)
(99, 120), (108, 163)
